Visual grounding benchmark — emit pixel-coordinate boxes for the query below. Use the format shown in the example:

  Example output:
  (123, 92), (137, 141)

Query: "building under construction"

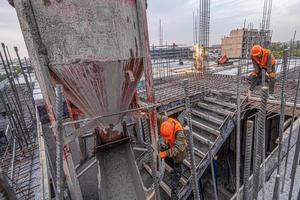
(0, 0), (300, 200)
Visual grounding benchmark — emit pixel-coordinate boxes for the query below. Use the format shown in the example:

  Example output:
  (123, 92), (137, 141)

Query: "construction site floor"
(258, 145), (300, 200)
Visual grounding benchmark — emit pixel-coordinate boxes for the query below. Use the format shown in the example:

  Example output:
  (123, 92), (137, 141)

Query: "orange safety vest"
(165, 118), (183, 147)
(252, 48), (276, 69)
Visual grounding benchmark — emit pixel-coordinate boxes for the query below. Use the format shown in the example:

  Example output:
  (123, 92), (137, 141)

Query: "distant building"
(221, 28), (271, 58)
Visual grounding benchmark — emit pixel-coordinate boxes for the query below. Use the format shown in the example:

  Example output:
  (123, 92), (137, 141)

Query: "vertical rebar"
(272, 49), (288, 200)
(14, 46), (35, 107)
(243, 121), (254, 200)
(253, 86), (269, 200)
(24, 57), (32, 83)
(236, 62), (242, 200)
(184, 79), (200, 200)
(288, 31), (297, 73)
(0, 49), (29, 139)
(55, 85), (64, 200)
(281, 61), (300, 192)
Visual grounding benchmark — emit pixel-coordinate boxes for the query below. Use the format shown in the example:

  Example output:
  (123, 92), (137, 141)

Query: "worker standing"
(248, 44), (276, 99)
(159, 117), (187, 200)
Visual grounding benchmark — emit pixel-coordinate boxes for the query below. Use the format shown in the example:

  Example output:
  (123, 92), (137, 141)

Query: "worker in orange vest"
(159, 117), (187, 200)
(249, 44), (276, 99)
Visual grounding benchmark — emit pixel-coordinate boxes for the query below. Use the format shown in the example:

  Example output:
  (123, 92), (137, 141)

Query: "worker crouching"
(249, 44), (276, 99)
(159, 117), (187, 200)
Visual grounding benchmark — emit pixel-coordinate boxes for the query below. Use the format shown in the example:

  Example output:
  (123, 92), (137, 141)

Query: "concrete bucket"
(12, 0), (151, 199)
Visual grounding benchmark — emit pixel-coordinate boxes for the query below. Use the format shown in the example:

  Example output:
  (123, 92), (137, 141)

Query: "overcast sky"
(0, 0), (299, 57)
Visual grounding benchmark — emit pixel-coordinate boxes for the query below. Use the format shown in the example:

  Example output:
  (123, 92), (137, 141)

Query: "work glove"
(160, 137), (169, 151)
(251, 71), (258, 77)
(159, 151), (168, 158)
(267, 72), (276, 79)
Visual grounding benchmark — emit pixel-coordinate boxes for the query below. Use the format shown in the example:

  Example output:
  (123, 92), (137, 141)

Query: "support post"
(184, 79), (200, 200)
(208, 141), (218, 200)
(253, 87), (269, 200)
(236, 60), (242, 200)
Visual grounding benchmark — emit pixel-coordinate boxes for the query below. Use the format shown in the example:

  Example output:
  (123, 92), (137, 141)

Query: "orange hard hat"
(160, 121), (174, 139)
(252, 45), (262, 57)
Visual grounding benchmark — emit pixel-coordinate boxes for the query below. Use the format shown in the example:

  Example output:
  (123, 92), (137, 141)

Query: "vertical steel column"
(281, 62), (300, 192)
(208, 141), (218, 200)
(55, 85), (64, 200)
(272, 49), (288, 200)
(253, 87), (269, 200)
(184, 79), (200, 200)
(243, 121), (254, 200)
(236, 62), (242, 200)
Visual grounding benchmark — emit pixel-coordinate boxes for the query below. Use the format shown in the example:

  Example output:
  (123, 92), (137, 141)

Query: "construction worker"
(159, 117), (187, 200)
(249, 44), (276, 99)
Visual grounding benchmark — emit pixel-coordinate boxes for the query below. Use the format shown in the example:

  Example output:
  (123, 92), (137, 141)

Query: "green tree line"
(271, 42), (300, 58)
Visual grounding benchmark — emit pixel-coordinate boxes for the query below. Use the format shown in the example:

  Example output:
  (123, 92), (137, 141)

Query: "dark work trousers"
(165, 157), (183, 200)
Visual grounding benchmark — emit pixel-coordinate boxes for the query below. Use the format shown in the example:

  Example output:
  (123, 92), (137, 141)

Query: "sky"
(0, 0), (299, 58)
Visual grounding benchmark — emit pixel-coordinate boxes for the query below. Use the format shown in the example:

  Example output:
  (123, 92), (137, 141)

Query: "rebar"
(236, 62), (242, 200)
(184, 79), (200, 200)
(0, 48), (29, 140)
(288, 31), (297, 73)
(253, 86), (269, 200)
(281, 58), (300, 192)
(272, 49), (288, 200)
(55, 85), (64, 200)
(24, 57), (32, 83)
(14, 46), (35, 107)
(243, 121), (254, 200)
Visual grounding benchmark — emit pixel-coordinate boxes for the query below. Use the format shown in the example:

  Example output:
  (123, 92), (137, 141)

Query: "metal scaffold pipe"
(55, 85), (64, 200)
(183, 79), (201, 200)
(208, 141), (218, 200)
(272, 49), (288, 200)
(253, 86), (269, 200)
